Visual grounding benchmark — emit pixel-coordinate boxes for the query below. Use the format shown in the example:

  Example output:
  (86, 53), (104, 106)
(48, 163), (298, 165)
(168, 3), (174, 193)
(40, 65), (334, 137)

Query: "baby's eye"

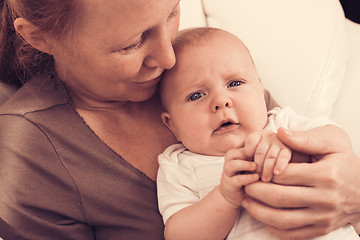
(228, 80), (244, 88)
(188, 92), (205, 101)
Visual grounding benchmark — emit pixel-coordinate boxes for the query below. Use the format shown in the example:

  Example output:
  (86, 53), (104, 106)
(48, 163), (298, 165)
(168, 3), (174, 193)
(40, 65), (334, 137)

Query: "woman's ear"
(161, 112), (180, 141)
(13, 18), (53, 54)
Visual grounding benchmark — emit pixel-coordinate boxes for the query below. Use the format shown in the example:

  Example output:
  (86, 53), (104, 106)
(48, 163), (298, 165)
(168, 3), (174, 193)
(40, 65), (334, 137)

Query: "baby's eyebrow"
(180, 83), (203, 95)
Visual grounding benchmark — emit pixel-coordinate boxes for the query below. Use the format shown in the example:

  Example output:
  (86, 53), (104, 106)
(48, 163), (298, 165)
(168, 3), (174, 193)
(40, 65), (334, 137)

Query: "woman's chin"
(129, 87), (158, 102)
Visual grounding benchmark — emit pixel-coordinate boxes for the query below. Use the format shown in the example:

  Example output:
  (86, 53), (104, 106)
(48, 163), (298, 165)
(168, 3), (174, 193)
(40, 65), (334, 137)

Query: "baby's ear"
(161, 112), (179, 140)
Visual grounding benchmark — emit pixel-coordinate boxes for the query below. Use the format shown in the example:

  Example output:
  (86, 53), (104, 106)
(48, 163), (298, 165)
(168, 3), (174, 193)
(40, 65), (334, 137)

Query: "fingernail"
(251, 162), (257, 170)
(242, 199), (248, 208)
(262, 176), (270, 182)
(283, 128), (293, 136)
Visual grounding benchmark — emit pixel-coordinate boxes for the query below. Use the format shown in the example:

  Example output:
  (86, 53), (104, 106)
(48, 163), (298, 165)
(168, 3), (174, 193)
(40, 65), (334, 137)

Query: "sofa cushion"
(180, 0), (348, 118)
(331, 20), (360, 154)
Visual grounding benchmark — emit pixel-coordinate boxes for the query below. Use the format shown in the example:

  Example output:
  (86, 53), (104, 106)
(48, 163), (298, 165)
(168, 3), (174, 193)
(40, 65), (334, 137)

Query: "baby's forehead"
(175, 29), (244, 50)
(159, 67), (180, 105)
(160, 29), (251, 99)
(174, 31), (248, 63)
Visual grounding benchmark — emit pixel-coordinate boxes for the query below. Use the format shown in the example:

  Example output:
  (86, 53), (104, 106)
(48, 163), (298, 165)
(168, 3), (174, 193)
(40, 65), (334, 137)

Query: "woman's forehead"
(79, 0), (179, 26)
(76, 0), (180, 40)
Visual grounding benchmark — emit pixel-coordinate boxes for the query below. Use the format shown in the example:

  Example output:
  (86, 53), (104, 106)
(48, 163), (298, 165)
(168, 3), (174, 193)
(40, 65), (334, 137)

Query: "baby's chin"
(222, 139), (245, 150)
(204, 141), (245, 157)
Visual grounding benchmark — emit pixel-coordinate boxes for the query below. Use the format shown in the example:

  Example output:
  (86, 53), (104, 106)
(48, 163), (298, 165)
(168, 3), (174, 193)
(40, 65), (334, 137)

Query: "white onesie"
(157, 107), (359, 239)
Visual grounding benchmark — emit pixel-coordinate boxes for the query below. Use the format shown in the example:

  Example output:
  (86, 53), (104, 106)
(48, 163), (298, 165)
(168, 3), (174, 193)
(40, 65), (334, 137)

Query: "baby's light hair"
(172, 27), (224, 53)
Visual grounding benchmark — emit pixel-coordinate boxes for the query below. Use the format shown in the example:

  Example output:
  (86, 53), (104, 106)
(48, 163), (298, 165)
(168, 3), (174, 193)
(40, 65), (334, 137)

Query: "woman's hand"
(242, 126), (360, 239)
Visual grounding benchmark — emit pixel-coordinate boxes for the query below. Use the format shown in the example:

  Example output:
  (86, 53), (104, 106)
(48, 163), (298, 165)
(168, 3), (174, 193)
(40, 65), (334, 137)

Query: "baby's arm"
(244, 130), (292, 182)
(164, 150), (259, 240)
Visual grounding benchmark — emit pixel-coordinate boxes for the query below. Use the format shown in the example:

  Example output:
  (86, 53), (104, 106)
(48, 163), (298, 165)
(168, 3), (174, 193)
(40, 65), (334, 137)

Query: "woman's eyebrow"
(173, 0), (181, 10)
(169, 0), (181, 17)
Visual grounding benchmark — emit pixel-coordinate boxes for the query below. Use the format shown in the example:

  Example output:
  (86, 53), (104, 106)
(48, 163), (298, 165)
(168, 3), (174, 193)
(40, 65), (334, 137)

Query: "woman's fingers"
(245, 151), (360, 238)
(241, 195), (346, 240)
(277, 127), (330, 155)
(277, 126), (351, 155)
(271, 161), (320, 187)
(244, 181), (317, 209)
(266, 223), (335, 240)
(241, 127), (360, 239)
(241, 196), (320, 229)
(272, 153), (348, 188)
(245, 162), (346, 210)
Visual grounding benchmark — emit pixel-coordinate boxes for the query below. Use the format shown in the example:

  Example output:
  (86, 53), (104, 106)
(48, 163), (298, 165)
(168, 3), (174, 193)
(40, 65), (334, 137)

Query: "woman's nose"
(143, 28), (176, 70)
(211, 95), (233, 112)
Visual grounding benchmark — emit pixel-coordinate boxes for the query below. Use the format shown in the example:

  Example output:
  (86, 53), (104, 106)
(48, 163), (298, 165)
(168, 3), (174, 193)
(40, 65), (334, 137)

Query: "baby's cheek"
(177, 128), (206, 151)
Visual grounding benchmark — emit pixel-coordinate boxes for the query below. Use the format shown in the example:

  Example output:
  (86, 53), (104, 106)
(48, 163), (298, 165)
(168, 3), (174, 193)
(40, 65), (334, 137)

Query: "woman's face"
(52, 0), (180, 105)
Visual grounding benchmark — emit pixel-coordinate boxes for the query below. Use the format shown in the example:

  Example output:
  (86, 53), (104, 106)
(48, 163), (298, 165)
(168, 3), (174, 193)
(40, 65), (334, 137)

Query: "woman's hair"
(0, 0), (78, 86)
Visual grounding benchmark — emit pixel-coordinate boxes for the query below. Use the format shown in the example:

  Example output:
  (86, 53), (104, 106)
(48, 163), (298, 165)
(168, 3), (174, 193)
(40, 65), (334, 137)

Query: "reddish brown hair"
(0, 0), (78, 86)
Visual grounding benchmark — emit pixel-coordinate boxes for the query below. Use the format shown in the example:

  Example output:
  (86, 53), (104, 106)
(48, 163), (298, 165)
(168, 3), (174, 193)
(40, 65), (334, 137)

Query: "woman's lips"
(135, 76), (161, 87)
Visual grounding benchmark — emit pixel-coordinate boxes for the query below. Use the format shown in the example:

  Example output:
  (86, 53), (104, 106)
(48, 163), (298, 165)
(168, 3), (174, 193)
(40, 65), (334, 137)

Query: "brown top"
(0, 76), (164, 240)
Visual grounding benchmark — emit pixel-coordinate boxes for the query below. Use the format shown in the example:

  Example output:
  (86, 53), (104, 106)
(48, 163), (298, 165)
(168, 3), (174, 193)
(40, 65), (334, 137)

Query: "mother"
(0, 0), (359, 239)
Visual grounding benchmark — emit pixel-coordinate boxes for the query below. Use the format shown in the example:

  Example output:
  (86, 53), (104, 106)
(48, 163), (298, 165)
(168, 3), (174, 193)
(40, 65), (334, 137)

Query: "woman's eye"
(228, 80), (244, 88)
(122, 36), (144, 51)
(167, 4), (180, 22)
(188, 92), (205, 101)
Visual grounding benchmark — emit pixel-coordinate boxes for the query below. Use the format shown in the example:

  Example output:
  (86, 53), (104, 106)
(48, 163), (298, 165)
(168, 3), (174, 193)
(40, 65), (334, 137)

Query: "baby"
(157, 27), (358, 240)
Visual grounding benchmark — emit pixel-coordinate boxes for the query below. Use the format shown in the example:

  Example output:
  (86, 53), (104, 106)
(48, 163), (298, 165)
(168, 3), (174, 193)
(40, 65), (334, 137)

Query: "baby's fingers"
(261, 144), (279, 182)
(273, 148), (292, 176)
(223, 159), (257, 177)
(262, 146), (292, 182)
(230, 172), (260, 187)
(225, 148), (247, 161)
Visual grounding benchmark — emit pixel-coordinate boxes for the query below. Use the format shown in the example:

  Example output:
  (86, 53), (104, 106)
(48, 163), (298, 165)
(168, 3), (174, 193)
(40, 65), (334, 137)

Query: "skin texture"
(243, 126), (360, 240)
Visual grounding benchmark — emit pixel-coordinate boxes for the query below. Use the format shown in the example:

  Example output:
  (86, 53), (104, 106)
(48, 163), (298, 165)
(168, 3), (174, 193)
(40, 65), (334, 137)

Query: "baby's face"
(161, 31), (268, 156)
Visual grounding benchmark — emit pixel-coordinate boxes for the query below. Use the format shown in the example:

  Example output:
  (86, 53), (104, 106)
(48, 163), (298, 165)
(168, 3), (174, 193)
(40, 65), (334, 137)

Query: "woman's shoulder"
(0, 74), (69, 116)
(0, 82), (17, 105)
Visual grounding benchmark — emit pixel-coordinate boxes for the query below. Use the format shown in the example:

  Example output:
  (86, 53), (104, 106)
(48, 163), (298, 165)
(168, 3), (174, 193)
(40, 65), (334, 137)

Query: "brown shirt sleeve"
(0, 115), (94, 240)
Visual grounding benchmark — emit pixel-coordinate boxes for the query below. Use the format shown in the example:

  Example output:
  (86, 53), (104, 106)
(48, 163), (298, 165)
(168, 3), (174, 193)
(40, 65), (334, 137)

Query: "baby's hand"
(244, 130), (292, 182)
(220, 148), (259, 207)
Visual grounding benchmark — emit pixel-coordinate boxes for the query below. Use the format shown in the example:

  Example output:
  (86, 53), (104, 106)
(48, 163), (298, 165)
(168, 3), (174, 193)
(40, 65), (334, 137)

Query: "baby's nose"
(211, 96), (232, 112)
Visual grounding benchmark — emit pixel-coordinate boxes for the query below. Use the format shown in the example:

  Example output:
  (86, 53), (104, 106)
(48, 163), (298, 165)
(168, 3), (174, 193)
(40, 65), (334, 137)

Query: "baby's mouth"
(213, 120), (239, 134)
(220, 121), (233, 127)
